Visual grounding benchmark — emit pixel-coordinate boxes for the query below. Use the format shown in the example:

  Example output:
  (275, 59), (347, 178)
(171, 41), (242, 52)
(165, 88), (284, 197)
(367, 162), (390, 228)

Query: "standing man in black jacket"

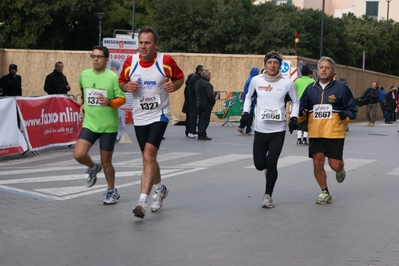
(44, 61), (71, 94)
(361, 82), (380, 127)
(187, 65), (204, 139)
(182, 73), (193, 137)
(0, 64), (22, 96)
(195, 70), (215, 140)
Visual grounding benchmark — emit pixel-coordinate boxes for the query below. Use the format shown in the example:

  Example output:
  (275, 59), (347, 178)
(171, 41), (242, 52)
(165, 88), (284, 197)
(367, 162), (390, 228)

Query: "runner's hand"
(124, 80), (139, 93)
(163, 78), (175, 93)
(240, 112), (249, 124)
(338, 111), (347, 120)
(289, 117), (298, 134)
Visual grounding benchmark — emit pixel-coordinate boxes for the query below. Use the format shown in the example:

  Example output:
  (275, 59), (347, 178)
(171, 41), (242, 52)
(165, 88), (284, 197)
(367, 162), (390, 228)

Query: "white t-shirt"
(243, 74), (299, 133)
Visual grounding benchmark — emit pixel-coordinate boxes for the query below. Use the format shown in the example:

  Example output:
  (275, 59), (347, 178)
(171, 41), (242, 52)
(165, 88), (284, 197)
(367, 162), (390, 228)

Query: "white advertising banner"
(0, 97), (28, 156)
(103, 37), (137, 125)
(103, 38), (138, 65)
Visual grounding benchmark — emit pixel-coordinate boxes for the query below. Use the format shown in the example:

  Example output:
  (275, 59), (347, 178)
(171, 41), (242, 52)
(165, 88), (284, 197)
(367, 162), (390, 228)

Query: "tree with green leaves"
(0, 0), (112, 49)
(0, 0), (398, 75)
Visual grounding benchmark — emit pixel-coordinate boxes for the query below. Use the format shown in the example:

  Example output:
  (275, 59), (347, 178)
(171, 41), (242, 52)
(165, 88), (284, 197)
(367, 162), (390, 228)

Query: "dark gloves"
(338, 111), (347, 120)
(288, 117), (298, 134)
(240, 112), (250, 125)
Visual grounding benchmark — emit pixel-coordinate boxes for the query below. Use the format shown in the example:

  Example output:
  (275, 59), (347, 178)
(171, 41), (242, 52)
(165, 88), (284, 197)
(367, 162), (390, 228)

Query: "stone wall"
(1, 48), (398, 122)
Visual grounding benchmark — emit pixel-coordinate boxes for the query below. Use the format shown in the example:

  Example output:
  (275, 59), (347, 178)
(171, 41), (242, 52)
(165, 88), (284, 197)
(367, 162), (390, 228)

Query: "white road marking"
(176, 154), (252, 167)
(325, 158), (376, 172)
(0, 153), (381, 202)
(0, 166), (89, 177)
(244, 155), (310, 169)
(113, 152), (200, 166)
(34, 186), (96, 196)
(244, 156), (376, 171)
(386, 167), (399, 175)
(0, 151), (196, 176)
(0, 169), (179, 184)
(41, 152), (140, 167)
(0, 151), (71, 167)
(3, 167), (205, 201)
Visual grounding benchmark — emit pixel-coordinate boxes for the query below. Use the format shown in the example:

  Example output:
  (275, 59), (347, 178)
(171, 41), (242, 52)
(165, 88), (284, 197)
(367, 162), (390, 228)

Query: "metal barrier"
(213, 91), (244, 126)
(212, 90), (227, 114)
(74, 94), (82, 103)
(65, 93), (82, 103)
(29, 94), (81, 103)
(67, 94), (75, 100)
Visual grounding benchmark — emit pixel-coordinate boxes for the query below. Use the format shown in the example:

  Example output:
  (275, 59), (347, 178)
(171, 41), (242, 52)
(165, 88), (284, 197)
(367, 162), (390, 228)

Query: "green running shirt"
(79, 69), (125, 133)
(294, 76), (315, 99)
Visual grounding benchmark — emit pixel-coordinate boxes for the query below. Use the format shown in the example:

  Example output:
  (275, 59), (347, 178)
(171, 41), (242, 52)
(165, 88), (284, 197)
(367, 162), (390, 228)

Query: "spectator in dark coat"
(0, 64), (22, 96)
(195, 70), (215, 140)
(187, 65), (204, 138)
(182, 73), (193, 137)
(44, 61), (70, 94)
(383, 86), (398, 124)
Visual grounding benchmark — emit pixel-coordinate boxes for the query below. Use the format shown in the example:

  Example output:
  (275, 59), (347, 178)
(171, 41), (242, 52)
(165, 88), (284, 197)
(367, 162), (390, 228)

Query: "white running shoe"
(85, 163), (102, 187)
(103, 188), (120, 205)
(151, 185), (169, 213)
(316, 190), (332, 204)
(261, 194), (274, 208)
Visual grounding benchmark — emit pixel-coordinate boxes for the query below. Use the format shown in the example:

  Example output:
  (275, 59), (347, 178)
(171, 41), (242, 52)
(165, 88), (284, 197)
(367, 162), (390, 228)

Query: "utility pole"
(320, 0), (325, 58)
(95, 12), (106, 45)
(386, 0), (392, 30)
(132, 0), (136, 39)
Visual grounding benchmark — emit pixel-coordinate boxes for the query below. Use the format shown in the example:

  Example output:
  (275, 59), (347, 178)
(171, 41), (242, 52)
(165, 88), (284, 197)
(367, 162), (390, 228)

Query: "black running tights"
(253, 131), (286, 196)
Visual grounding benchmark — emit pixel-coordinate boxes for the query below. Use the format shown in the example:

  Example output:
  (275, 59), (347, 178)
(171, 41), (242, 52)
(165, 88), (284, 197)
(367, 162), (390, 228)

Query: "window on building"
(272, 0), (292, 5)
(365, 1), (379, 20)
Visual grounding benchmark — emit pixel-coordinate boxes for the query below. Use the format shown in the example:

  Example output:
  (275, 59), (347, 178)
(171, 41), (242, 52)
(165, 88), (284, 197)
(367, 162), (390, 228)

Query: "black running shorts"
(78, 128), (117, 152)
(134, 122), (168, 151)
(308, 138), (345, 160)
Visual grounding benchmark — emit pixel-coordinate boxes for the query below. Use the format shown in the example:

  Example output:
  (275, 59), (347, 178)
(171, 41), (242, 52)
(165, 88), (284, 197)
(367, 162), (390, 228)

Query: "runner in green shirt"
(294, 65), (314, 145)
(74, 45), (126, 205)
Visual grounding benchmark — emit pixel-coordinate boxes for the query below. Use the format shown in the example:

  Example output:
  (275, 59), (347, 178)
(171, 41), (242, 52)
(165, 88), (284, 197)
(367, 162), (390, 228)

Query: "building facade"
(255, 0), (399, 22)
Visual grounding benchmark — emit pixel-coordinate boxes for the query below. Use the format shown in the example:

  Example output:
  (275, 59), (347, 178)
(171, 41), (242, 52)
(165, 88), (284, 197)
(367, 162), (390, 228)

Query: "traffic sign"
(280, 60), (291, 78)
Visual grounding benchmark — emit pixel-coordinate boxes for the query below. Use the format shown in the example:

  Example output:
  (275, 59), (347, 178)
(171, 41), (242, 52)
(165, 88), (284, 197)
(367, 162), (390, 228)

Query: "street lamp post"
(95, 12), (106, 45)
(320, 0), (325, 58)
(386, 0), (392, 30)
(132, 0), (136, 39)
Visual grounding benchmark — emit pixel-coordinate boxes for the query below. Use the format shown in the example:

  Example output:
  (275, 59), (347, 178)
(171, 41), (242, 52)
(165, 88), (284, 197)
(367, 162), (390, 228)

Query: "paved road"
(1, 120), (399, 266)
